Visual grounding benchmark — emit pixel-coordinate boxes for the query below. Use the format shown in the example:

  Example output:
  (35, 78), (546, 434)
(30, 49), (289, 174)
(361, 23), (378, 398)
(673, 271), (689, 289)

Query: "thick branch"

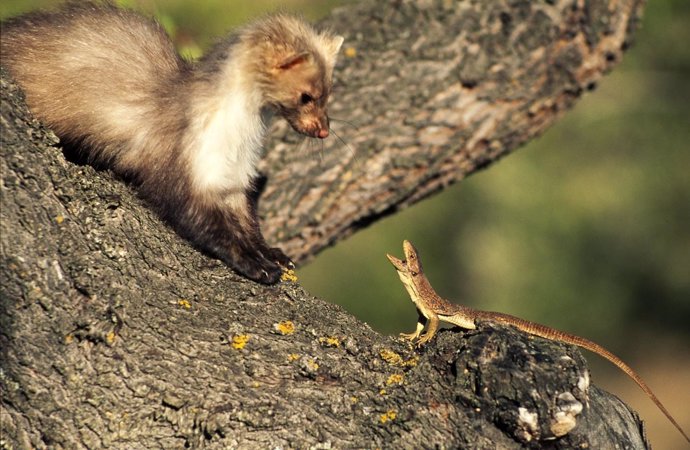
(258, 0), (644, 263)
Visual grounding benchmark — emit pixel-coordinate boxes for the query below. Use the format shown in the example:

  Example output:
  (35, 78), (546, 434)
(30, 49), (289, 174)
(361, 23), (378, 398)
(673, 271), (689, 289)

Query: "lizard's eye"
(300, 93), (313, 105)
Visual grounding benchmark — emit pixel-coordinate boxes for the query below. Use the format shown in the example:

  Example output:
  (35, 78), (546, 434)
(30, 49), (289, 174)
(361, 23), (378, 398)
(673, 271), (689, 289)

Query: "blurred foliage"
(1, 0), (687, 346)
(1, 0), (341, 58)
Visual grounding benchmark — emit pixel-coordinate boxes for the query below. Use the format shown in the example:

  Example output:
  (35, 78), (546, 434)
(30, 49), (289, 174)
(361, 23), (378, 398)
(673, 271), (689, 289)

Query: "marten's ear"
(277, 52), (311, 70)
(325, 35), (344, 60)
(316, 35), (343, 68)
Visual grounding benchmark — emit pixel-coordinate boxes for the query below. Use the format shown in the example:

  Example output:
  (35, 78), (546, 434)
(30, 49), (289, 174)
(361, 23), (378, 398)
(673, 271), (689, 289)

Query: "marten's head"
(244, 14), (343, 139)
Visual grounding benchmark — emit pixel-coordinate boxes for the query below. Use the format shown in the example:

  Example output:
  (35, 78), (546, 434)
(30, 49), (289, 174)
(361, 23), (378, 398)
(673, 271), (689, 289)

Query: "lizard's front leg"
(417, 313), (440, 346)
(400, 322), (425, 341)
(400, 311), (426, 341)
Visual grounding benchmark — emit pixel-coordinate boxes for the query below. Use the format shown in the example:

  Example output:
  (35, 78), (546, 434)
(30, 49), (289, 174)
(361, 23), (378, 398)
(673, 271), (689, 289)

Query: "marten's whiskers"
(329, 117), (360, 132)
(317, 136), (325, 162)
(329, 127), (357, 161)
(299, 136), (324, 162)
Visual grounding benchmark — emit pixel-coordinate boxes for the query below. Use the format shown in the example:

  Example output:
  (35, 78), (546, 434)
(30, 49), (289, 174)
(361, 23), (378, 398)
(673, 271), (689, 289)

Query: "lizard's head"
(386, 240), (423, 276)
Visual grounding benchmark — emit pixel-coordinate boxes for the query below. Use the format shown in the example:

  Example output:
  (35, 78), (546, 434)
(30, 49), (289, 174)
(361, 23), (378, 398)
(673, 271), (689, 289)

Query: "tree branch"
(1, 0), (650, 448)
(259, 0), (645, 264)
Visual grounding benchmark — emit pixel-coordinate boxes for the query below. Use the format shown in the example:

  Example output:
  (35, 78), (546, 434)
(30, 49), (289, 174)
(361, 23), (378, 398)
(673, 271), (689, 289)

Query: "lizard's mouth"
(387, 240), (421, 273)
(386, 253), (406, 272)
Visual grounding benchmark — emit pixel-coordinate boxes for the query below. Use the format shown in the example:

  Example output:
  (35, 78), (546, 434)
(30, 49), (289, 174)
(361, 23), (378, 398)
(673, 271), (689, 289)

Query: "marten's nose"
(317, 128), (329, 139)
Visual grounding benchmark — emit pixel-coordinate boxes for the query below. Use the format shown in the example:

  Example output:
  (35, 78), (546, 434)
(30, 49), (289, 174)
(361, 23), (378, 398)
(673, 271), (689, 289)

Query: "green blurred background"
(2, 1), (688, 446)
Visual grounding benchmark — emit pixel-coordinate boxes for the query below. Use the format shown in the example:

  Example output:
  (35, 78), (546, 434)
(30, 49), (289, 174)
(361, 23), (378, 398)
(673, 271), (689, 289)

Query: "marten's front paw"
(251, 264), (283, 285)
(237, 256), (282, 285)
(266, 247), (295, 269)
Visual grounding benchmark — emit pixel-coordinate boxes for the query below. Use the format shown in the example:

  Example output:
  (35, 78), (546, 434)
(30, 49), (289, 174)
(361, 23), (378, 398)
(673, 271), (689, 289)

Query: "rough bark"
(1, 0), (650, 448)
(261, 0), (645, 264)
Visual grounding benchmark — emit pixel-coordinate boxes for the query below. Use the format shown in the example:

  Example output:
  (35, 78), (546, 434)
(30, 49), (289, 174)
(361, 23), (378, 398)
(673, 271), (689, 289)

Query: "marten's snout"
(287, 111), (330, 139)
(316, 115), (329, 139)
(302, 112), (329, 139)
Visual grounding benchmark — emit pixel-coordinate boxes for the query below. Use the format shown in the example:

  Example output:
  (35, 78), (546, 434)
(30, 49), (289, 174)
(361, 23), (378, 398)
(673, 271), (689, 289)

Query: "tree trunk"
(1, 0), (651, 448)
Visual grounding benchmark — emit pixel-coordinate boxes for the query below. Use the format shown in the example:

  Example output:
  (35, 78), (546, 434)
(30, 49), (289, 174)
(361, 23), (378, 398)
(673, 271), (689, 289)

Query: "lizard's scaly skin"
(387, 240), (689, 444)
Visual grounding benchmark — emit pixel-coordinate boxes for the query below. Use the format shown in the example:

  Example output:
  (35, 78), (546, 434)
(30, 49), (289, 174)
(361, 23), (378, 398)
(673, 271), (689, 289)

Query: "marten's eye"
(300, 93), (313, 105)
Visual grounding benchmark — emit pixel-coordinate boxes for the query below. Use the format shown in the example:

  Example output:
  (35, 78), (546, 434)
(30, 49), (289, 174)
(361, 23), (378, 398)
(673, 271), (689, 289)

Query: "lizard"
(386, 240), (690, 444)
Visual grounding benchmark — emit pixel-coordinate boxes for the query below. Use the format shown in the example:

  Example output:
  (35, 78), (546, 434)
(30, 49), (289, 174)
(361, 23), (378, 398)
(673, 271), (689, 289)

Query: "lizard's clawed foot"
(399, 322), (425, 343)
(399, 332), (429, 348)
(399, 331), (420, 341)
(416, 332), (435, 346)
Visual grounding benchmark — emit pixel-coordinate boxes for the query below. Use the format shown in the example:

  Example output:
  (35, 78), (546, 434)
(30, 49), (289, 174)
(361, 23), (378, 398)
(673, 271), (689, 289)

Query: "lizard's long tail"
(478, 311), (690, 444)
